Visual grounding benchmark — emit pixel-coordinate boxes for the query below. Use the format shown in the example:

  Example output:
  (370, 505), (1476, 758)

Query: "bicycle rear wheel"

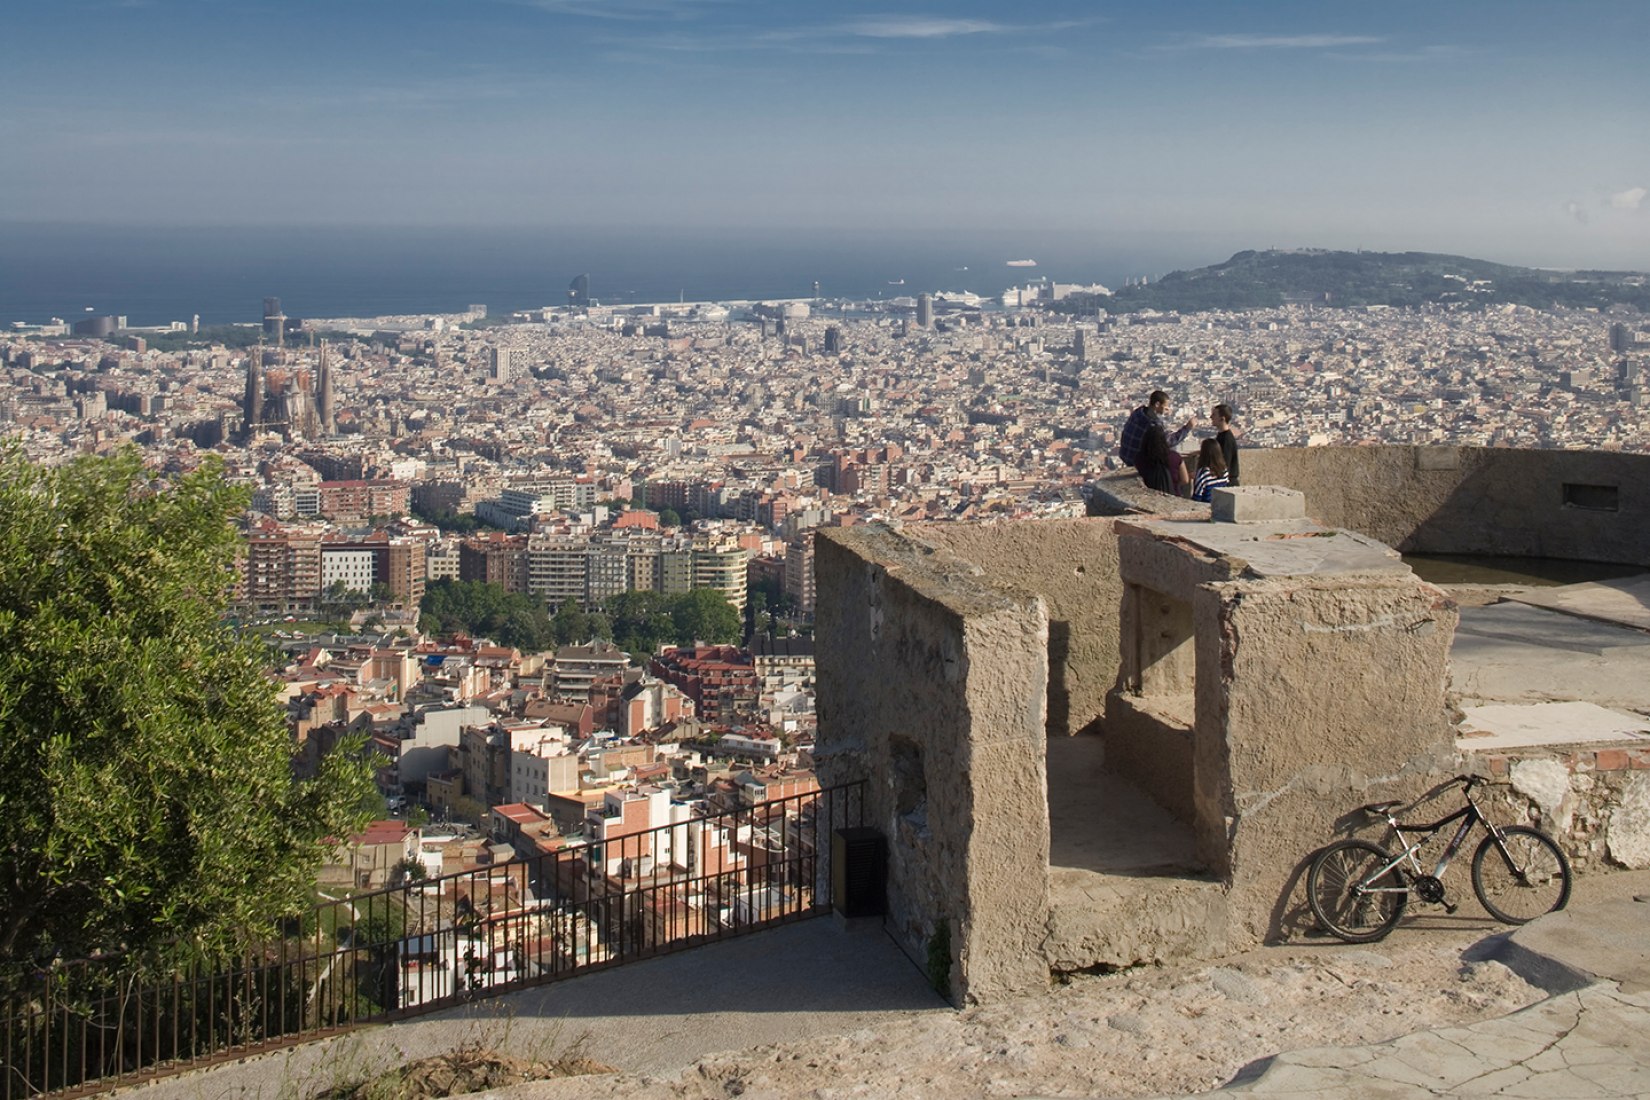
(1471, 826), (1571, 924)
(1307, 839), (1408, 943)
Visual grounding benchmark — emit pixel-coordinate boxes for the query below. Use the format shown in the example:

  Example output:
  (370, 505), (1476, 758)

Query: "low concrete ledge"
(1211, 484), (1306, 524)
(1086, 472), (1207, 518)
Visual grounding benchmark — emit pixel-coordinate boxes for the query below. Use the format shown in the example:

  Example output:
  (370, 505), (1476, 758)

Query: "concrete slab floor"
(1448, 601), (1650, 715)
(1133, 518), (1409, 578)
(1458, 701), (1650, 750)
(1047, 735), (1201, 876)
(1507, 574), (1650, 634)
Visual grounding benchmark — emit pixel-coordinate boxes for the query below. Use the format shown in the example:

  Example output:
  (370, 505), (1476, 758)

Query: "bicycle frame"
(1355, 780), (1506, 895)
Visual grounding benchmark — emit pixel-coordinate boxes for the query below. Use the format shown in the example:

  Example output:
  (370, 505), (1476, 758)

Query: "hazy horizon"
(4, 0), (1646, 274)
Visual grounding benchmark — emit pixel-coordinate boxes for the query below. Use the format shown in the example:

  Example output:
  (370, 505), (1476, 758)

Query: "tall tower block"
(263, 297), (286, 352)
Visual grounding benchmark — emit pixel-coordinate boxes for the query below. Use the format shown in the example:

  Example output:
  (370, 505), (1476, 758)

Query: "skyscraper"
(568, 274), (590, 308)
(263, 297), (286, 351)
(823, 326), (841, 354)
(916, 293), (933, 330)
(489, 346), (512, 385)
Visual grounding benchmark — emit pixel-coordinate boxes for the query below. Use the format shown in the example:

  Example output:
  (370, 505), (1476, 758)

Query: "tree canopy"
(0, 448), (376, 964)
(422, 581), (742, 655)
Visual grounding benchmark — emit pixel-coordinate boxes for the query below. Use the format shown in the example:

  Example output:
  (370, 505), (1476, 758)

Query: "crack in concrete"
(1429, 1001), (1584, 1095)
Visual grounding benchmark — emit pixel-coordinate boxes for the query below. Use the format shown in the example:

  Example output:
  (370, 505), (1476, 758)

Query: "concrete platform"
(1458, 701), (1650, 750)
(1209, 893), (1650, 1097)
(1507, 574), (1650, 634)
(1448, 598), (1650, 715)
(1131, 518), (1410, 578)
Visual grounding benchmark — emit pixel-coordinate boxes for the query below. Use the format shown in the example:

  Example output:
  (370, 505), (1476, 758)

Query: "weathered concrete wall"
(1473, 745), (1650, 871)
(814, 527), (1051, 1004)
(908, 518), (1125, 738)
(1244, 447), (1650, 566)
(1204, 577), (1461, 940)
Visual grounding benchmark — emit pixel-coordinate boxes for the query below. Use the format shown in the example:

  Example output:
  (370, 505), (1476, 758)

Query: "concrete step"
(1045, 869), (1229, 974)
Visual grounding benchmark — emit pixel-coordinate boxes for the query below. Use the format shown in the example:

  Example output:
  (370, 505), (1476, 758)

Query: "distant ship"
(887, 278), (905, 285)
(1005, 259), (1037, 268)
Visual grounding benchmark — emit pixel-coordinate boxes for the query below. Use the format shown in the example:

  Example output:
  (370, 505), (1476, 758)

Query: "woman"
(1191, 438), (1229, 503)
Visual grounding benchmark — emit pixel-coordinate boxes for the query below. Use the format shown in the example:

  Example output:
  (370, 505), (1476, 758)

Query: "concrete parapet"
(1210, 485), (1305, 524)
(1243, 446), (1650, 567)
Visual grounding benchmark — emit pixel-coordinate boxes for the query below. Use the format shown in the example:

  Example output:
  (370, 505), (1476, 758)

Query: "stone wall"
(910, 518), (1126, 738)
(1473, 745), (1650, 871)
(1243, 447), (1650, 566)
(814, 527), (1051, 1004)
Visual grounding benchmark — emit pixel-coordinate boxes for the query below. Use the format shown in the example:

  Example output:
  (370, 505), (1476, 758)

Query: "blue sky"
(3, 0), (1647, 268)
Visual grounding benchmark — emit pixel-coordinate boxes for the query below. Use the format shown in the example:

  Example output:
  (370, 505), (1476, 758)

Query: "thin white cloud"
(1186, 33), (1385, 50)
(515, 0), (724, 21)
(1565, 200), (1589, 225)
(1610, 187), (1647, 211)
(841, 17), (1006, 39)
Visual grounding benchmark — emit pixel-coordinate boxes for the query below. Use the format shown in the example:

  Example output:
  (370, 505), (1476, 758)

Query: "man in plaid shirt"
(1120, 390), (1192, 495)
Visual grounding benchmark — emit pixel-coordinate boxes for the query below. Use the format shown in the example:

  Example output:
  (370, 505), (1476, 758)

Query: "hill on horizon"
(1055, 248), (1650, 315)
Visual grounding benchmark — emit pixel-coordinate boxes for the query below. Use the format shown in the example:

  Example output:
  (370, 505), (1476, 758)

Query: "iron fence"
(1, 780), (866, 1098)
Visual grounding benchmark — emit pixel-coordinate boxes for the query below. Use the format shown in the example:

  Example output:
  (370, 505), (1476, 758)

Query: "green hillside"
(1054, 249), (1650, 315)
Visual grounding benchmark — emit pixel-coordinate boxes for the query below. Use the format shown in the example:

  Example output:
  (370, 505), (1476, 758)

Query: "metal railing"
(1, 780), (866, 1098)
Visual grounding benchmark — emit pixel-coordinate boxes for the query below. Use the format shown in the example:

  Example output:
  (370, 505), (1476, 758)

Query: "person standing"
(1212, 403), (1240, 486)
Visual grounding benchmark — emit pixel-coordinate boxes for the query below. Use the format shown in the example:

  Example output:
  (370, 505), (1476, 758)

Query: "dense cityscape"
(3, 270), (1648, 1066)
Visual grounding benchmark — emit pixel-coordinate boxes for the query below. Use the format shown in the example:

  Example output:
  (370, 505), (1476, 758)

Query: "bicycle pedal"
(1442, 901), (1458, 915)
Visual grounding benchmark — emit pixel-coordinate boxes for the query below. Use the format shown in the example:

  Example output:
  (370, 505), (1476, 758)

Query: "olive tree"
(0, 448), (376, 963)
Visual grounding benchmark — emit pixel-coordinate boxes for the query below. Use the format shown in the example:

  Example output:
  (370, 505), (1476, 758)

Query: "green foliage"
(671, 587), (742, 646)
(1051, 249), (1650, 316)
(604, 590), (673, 656)
(603, 588), (741, 655)
(408, 501), (499, 534)
(551, 599), (612, 647)
(0, 447), (377, 964)
(656, 507), (682, 528)
(418, 578), (555, 651)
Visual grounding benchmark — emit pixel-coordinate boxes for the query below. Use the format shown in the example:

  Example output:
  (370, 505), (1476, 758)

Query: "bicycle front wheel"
(1307, 839), (1408, 943)
(1471, 826), (1571, 924)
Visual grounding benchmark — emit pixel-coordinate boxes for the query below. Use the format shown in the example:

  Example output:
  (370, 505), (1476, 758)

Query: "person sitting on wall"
(1191, 438), (1230, 502)
(1120, 390), (1192, 495)
(1212, 403), (1240, 486)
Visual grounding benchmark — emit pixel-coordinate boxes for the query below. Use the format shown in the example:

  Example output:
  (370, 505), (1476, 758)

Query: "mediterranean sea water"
(0, 222), (1199, 328)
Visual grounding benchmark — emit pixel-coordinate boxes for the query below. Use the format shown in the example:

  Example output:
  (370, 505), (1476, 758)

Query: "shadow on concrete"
(447, 918), (945, 1024)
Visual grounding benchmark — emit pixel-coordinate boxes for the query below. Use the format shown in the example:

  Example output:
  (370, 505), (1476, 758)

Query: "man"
(1212, 403), (1240, 487)
(1120, 390), (1191, 495)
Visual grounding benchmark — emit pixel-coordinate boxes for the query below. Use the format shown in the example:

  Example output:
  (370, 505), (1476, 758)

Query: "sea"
(0, 222), (1206, 329)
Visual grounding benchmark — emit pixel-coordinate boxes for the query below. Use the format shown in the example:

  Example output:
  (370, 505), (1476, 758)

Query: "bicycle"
(1307, 774), (1571, 943)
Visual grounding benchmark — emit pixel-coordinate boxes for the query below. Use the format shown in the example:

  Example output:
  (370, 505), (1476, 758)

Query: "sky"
(3, 0), (1648, 270)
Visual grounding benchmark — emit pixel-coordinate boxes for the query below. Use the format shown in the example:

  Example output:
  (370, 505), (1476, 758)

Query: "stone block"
(1210, 485), (1306, 524)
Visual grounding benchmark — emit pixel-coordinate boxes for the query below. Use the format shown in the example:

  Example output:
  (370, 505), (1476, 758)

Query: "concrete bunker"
(816, 446), (1650, 1005)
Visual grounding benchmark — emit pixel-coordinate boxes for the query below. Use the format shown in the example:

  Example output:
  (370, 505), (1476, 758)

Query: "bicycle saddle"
(1360, 800), (1403, 815)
